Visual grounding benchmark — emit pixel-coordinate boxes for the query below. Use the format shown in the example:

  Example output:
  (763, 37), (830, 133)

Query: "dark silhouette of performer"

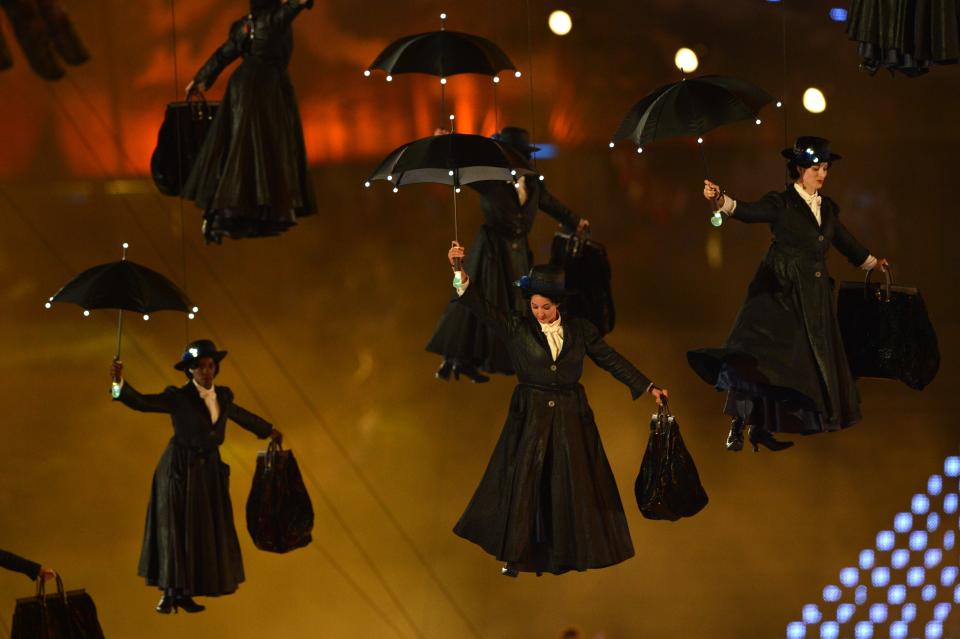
(182, 0), (317, 243)
(426, 126), (589, 383)
(111, 339), (281, 614)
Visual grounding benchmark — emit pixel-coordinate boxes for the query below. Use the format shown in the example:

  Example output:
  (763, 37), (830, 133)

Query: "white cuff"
(720, 196), (737, 216)
(859, 255), (877, 271)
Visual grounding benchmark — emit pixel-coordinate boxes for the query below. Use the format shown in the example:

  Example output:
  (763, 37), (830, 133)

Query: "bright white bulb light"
(143, 314), (150, 321)
(188, 313), (195, 320)
(192, 306), (199, 313)
(386, 75), (393, 82)
(608, 141), (615, 148)
(776, 100), (783, 108)
(510, 169), (517, 176)
(44, 302), (51, 309)
(455, 187), (461, 193)
(493, 76), (500, 84)
(440, 12), (447, 19)
(755, 118), (762, 125)
(364, 181), (371, 188)
(515, 70), (522, 78)
(697, 137), (704, 144)
(538, 175), (544, 181)
(122, 242), (129, 249)
(514, 182), (520, 189)
(448, 170), (454, 176)
(803, 87), (826, 113)
(548, 10), (572, 36)
(449, 114), (455, 121)
(82, 310), (90, 317)
(674, 47), (699, 73)
(440, 77), (447, 85)
(637, 147), (644, 154)
(386, 175), (393, 181)
(392, 187), (399, 193)
(363, 69), (371, 77)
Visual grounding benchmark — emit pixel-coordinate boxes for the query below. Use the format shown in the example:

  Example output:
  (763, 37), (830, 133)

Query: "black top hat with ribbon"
(781, 136), (842, 167)
(492, 126), (540, 158)
(174, 339), (228, 371)
(514, 264), (572, 301)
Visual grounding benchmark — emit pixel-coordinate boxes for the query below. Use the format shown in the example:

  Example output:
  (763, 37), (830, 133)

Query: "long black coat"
(116, 381), (273, 595)
(687, 188), (871, 432)
(426, 177), (581, 373)
(453, 285), (651, 574)
(181, 0), (317, 240)
(0, 549), (40, 580)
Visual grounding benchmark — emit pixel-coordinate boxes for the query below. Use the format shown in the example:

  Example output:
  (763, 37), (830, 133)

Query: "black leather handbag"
(837, 268), (939, 390)
(150, 91), (219, 196)
(635, 402), (708, 521)
(246, 439), (314, 553)
(11, 575), (105, 639)
(549, 231), (616, 335)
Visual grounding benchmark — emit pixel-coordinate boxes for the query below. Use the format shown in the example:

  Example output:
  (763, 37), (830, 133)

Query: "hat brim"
(174, 350), (228, 371)
(515, 282), (577, 298)
(780, 148), (842, 164)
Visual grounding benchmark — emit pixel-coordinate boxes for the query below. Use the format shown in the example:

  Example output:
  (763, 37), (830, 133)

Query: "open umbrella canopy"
(365, 30), (517, 78)
(365, 133), (535, 189)
(47, 259), (194, 314)
(612, 75), (774, 148)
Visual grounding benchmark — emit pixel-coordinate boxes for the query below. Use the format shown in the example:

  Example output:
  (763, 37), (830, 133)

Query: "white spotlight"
(548, 10), (572, 36)
(674, 47), (698, 73)
(803, 87), (826, 113)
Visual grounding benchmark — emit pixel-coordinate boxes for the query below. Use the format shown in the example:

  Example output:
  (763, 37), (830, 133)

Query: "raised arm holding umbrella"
(110, 340), (281, 614)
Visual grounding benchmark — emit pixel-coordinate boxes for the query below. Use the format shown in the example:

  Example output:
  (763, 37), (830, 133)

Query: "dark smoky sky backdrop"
(0, 1), (957, 638)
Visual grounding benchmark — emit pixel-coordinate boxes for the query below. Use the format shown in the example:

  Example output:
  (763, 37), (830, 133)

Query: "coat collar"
(785, 186), (829, 230)
(184, 381), (225, 423)
(526, 313), (573, 360)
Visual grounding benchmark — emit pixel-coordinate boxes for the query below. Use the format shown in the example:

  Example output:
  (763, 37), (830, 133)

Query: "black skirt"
(182, 58), (317, 241)
(453, 384), (634, 574)
(138, 441), (245, 596)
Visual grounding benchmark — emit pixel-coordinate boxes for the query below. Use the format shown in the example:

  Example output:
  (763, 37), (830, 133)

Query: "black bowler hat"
(492, 126), (540, 157)
(174, 339), (228, 371)
(781, 136), (842, 167)
(514, 264), (572, 300)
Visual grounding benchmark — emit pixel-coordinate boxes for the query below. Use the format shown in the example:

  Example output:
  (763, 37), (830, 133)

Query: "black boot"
(453, 362), (490, 384)
(748, 425), (794, 453)
(501, 563), (518, 578)
(435, 360), (453, 381)
(155, 594), (177, 614)
(174, 596), (205, 613)
(725, 417), (745, 452)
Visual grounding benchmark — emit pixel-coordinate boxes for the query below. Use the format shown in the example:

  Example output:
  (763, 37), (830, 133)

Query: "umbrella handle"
(111, 310), (123, 398)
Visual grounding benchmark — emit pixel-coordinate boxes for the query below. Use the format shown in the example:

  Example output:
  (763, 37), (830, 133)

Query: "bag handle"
(186, 89), (212, 121)
(35, 574), (67, 604)
(863, 265), (893, 302)
(653, 398), (673, 434)
(265, 437), (283, 471)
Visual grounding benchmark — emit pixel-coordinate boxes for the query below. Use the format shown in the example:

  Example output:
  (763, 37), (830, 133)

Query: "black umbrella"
(363, 13), (520, 127)
(45, 243), (197, 377)
(612, 75), (773, 148)
(611, 75), (773, 225)
(365, 132), (535, 269)
(365, 132), (533, 189)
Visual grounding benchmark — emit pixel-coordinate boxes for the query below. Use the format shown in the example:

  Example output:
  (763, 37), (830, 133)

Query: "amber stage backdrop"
(0, 1), (957, 638)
